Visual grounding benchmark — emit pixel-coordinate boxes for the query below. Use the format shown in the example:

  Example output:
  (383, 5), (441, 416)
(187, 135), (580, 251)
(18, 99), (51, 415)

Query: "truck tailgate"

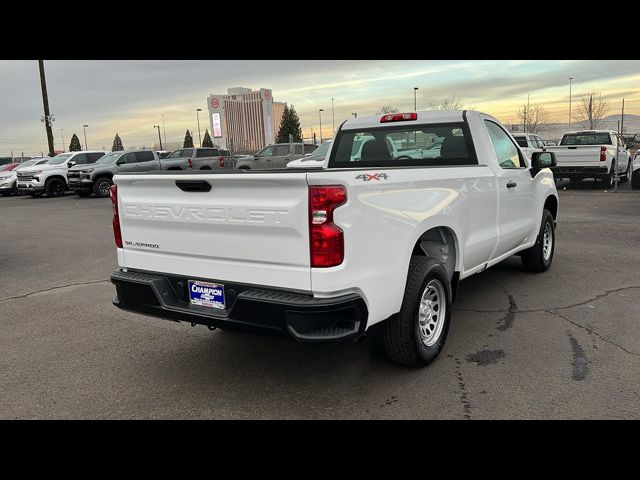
(546, 146), (603, 167)
(114, 172), (311, 291)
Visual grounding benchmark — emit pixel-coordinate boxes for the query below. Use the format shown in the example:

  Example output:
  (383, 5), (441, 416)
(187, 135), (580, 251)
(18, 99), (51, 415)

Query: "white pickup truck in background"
(546, 130), (631, 187)
(512, 133), (545, 159)
(109, 110), (559, 367)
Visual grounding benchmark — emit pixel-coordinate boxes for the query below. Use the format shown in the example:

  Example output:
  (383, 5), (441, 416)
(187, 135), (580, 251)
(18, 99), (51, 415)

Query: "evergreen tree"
(202, 129), (213, 148)
(112, 133), (124, 151)
(69, 134), (82, 152)
(276, 105), (302, 143)
(183, 130), (194, 148)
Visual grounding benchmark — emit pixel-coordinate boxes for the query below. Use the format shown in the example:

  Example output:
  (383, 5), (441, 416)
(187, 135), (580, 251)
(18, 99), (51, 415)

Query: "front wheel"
(45, 178), (66, 197)
(382, 257), (452, 367)
(521, 209), (555, 272)
(93, 178), (112, 198)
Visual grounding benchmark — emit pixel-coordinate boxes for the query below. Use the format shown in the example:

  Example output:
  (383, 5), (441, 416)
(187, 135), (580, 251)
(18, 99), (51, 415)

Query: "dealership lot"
(1, 189), (639, 419)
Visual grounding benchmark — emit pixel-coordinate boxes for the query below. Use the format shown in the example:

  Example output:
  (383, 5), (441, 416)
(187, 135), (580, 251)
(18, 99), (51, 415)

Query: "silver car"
(235, 143), (316, 170)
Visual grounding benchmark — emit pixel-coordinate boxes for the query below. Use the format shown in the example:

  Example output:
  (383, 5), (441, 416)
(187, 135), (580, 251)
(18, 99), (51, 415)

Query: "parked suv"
(68, 150), (161, 197)
(16, 151), (107, 197)
(0, 158), (49, 196)
(235, 143), (316, 170)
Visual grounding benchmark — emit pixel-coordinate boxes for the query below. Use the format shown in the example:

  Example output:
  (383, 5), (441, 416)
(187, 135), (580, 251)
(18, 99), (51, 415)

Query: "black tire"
(521, 209), (555, 272)
(200, 166), (211, 170)
(12, 182), (19, 195)
(620, 160), (631, 183)
(93, 177), (112, 198)
(600, 163), (615, 188)
(1, 192), (11, 196)
(45, 178), (66, 197)
(382, 257), (452, 367)
(632, 171), (640, 190)
(76, 191), (92, 197)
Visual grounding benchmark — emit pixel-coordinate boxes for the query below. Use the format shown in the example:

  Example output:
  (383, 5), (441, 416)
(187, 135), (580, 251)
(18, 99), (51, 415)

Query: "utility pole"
(161, 114), (167, 148)
(83, 124), (89, 150)
(568, 77), (573, 129)
(588, 94), (593, 130)
(414, 87), (419, 111)
(196, 108), (202, 147)
(318, 109), (324, 143)
(60, 128), (65, 152)
(621, 99), (625, 134)
(154, 126), (163, 151)
(38, 60), (55, 157)
(331, 98), (335, 137)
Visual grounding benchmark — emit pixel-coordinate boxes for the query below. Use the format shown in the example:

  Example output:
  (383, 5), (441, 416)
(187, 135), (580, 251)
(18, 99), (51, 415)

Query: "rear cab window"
(328, 122), (477, 168)
(560, 133), (613, 145)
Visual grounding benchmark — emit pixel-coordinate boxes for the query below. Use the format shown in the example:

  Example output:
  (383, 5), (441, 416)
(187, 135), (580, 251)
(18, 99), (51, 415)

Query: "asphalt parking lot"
(1, 188), (639, 419)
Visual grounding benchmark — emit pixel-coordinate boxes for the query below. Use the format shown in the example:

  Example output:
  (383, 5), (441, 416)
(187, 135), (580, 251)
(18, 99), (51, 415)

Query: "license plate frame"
(188, 280), (225, 310)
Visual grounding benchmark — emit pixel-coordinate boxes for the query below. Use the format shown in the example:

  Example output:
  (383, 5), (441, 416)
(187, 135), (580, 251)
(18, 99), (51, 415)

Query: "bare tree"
(515, 103), (552, 134)
(376, 105), (399, 114)
(428, 95), (465, 110)
(572, 92), (609, 130)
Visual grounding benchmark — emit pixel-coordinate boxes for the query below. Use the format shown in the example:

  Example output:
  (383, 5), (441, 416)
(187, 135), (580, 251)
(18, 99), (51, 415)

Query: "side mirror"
(531, 151), (556, 170)
(67, 161), (76, 167)
(304, 153), (313, 157)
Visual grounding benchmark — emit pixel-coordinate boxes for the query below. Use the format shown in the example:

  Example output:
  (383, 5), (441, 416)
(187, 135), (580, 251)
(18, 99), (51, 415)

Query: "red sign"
(211, 97), (219, 108)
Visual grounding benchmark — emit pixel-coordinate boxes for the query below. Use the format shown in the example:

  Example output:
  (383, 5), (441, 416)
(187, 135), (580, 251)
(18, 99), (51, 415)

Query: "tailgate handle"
(175, 180), (212, 192)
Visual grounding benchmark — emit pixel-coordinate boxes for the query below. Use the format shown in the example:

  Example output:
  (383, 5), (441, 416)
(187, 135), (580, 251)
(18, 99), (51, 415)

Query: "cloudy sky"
(1, 60), (639, 155)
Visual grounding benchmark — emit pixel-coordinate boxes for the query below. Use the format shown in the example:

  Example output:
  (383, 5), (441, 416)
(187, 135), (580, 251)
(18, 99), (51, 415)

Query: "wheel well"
(200, 166), (212, 170)
(238, 166), (250, 170)
(411, 227), (458, 282)
(46, 175), (66, 184)
(544, 195), (558, 220)
(94, 174), (113, 182)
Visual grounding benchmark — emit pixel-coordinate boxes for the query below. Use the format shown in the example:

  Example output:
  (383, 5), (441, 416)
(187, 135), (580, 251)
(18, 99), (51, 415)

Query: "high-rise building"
(207, 87), (287, 154)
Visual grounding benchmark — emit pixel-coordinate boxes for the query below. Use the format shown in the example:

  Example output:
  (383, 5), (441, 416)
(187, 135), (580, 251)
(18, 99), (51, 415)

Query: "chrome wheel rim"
(99, 181), (111, 196)
(542, 221), (553, 261)
(418, 279), (446, 347)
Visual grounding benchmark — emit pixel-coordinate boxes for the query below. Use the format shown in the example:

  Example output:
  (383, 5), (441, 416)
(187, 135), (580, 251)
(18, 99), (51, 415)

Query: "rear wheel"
(600, 163), (615, 188)
(521, 209), (555, 272)
(45, 178), (66, 197)
(382, 257), (452, 367)
(620, 160), (631, 182)
(632, 171), (640, 190)
(93, 178), (112, 198)
(200, 166), (211, 170)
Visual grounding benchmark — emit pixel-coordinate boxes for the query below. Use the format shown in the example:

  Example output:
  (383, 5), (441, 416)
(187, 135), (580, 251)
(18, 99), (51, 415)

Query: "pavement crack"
(0, 279), (110, 303)
(547, 309), (640, 357)
(456, 285), (640, 315)
(453, 356), (472, 419)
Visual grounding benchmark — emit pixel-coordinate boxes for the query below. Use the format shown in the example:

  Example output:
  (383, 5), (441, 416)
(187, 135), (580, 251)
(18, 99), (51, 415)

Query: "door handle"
(506, 181), (517, 188)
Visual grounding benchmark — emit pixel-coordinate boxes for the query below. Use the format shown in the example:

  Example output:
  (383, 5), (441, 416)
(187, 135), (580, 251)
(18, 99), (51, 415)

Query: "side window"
(304, 144), (316, 154)
(167, 150), (183, 158)
(484, 120), (523, 169)
(121, 153), (137, 164)
(273, 145), (290, 156)
(292, 144), (303, 154)
(220, 149), (230, 156)
(257, 146), (274, 157)
(196, 149), (214, 158)
(135, 151), (155, 162)
(73, 154), (87, 165)
(86, 153), (104, 163)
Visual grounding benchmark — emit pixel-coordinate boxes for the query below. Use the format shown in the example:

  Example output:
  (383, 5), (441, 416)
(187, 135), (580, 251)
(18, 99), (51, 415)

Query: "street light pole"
(161, 114), (167, 147)
(331, 98), (335, 137)
(414, 87), (418, 111)
(196, 108), (202, 147)
(351, 112), (357, 118)
(83, 124), (89, 150)
(154, 125), (163, 151)
(319, 109), (324, 143)
(568, 77), (573, 129)
(60, 128), (65, 152)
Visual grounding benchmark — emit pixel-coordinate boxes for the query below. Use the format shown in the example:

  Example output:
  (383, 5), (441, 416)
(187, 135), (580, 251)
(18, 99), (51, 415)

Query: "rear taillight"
(600, 146), (606, 162)
(380, 112), (417, 123)
(218, 156), (225, 168)
(188, 158), (193, 169)
(110, 184), (123, 248)
(309, 185), (346, 268)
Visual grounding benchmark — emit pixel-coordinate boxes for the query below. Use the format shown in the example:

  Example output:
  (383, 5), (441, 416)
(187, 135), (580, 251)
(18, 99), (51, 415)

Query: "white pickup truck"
(109, 110), (559, 367)
(546, 130), (631, 187)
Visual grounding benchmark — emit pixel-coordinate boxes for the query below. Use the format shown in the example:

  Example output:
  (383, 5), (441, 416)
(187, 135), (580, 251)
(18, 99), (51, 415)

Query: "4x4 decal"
(356, 173), (389, 182)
